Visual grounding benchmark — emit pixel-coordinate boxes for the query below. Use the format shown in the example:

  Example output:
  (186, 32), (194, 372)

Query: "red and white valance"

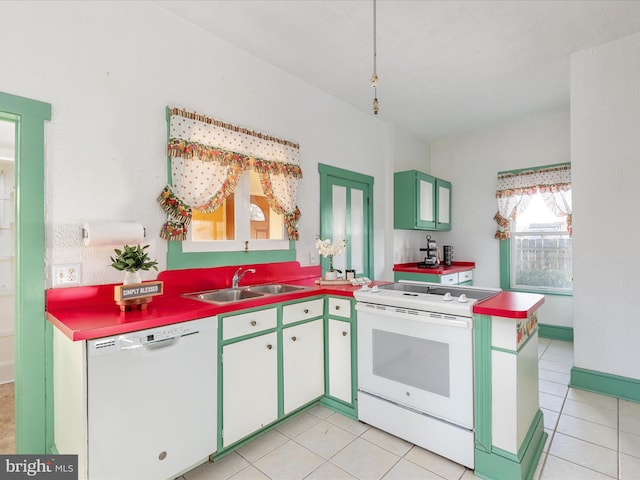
(494, 163), (571, 240)
(158, 107), (302, 241)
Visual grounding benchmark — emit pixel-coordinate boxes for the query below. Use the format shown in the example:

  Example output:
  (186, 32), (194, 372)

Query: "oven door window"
(357, 307), (474, 429)
(372, 330), (450, 397)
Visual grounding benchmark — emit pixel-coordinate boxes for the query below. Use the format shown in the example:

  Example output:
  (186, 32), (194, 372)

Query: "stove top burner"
(376, 282), (497, 301)
(355, 281), (501, 316)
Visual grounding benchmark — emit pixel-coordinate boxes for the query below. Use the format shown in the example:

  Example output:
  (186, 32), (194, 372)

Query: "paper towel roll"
(82, 222), (145, 247)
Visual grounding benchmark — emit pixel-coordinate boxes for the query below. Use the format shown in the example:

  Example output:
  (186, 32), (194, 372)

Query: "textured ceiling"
(154, 0), (640, 141)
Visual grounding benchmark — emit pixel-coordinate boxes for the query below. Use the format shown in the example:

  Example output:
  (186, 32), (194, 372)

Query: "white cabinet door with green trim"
(327, 319), (352, 404)
(222, 332), (278, 447)
(282, 319), (324, 414)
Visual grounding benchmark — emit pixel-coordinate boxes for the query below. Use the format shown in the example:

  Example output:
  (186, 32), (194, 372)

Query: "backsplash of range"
(354, 282), (500, 468)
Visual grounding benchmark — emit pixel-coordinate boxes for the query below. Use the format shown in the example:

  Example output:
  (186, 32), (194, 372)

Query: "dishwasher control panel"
(88, 323), (200, 357)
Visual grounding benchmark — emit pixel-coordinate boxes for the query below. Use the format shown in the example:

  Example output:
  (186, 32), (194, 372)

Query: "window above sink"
(183, 171), (289, 253)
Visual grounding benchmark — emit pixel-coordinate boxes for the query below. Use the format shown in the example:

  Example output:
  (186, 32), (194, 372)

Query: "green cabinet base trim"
(319, 396), (357, 420)
(538, 324), (573, 341)
(393, 272), (442, 283)
(213, 399), (322, 461)
(474, 410), (547, 480)
(571, 367), (640, 403)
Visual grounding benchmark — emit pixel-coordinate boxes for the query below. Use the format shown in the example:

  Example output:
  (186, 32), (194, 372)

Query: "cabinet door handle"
(266, 344), (273, 350)
(303, 308), (309, 314)
(342, 331), (348, 336)
(251, 320), (257, 326)
(335, 305), (341, 310)
(291, 336), (297, 342)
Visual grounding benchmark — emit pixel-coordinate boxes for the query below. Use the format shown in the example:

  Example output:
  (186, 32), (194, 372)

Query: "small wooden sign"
(114, 281), (164, 312)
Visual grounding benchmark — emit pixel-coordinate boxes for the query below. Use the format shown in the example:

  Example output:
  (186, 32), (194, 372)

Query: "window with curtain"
(157, 108), (302, 252)
(495, 163), (572, 293)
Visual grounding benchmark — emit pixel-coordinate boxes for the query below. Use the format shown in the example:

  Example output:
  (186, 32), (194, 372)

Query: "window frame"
(498, 165), (573, 297)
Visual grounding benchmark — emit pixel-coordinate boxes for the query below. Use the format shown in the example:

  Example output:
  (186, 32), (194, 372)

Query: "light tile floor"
(179, 339), (640, 480)
(2, 340), (639, 478)
(0, 381), (15, 454)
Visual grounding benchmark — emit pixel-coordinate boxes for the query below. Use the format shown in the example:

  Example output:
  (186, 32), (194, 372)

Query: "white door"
(356, 305), (474, 429)
(223, 332), (278, 447)
(282, 319), (324, 414)
(328, 319), (352, 403)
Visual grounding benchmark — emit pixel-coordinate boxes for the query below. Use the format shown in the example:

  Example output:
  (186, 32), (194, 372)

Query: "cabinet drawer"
(282, 298), (324, 325)
(441, 273), (459, 285)
(459, 270), (473, 283)
(327, 297), (351, 319)
(222, 308), (277, 340)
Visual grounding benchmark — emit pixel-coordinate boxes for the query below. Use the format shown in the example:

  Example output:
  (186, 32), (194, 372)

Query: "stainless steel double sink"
(183, 283), (309, 304)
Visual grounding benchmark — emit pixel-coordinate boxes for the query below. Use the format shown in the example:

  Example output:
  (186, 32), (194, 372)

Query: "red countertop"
(47, 261), (544, 340)
(473, 291), (545, 319)
(393, 261), (475, 275)
(46, 262), (389, 341)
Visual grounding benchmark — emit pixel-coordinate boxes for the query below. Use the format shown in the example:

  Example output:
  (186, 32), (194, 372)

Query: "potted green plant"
(110, 244), (158, 285)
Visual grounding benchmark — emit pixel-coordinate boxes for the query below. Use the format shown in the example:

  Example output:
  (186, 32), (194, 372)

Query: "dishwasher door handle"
(142, 337), (179, 350)
(141, 330), (200, 350)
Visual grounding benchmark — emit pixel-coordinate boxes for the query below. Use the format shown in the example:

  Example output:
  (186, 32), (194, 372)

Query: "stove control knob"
(458, 294), (468, 303)
(371, 285), (380, 292)
(443, 292), (453, 301)
(360, 284), (370, 291)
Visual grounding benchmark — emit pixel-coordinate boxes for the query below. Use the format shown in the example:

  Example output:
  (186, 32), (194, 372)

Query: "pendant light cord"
(371, 0), (379, 114)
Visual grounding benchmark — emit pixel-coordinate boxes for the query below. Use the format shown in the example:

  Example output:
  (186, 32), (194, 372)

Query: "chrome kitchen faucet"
(232, 267), (256, 288)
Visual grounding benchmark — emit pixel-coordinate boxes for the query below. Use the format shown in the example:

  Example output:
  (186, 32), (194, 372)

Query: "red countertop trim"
(473, 291), (545, 319)
(393, 261), (475, 275)
(46, 262), (389, 341)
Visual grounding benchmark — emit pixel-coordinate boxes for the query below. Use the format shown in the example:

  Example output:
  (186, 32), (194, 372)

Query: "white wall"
(389, 124), (435, 265)
(430, 110), (573, 327)
(0, 1), (393, 285)
(571, 32), (640, 380)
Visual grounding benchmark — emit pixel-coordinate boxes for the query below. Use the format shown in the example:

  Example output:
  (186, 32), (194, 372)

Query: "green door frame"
(318, 164), (374, 278)
(0, 91), (52, 453)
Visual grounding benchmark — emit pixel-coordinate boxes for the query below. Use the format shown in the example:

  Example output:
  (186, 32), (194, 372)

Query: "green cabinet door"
(394, 170), (451, 231)
(435, 178), (451, 231)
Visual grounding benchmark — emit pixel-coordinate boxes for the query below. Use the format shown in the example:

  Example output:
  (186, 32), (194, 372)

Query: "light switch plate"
(52, 263), (81, 287)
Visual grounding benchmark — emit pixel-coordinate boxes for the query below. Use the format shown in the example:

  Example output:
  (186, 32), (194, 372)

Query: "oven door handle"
(356, 303), (471, 329)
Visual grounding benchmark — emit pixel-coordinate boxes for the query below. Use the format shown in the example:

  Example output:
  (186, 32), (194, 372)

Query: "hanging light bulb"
(371, 0), (379, 115)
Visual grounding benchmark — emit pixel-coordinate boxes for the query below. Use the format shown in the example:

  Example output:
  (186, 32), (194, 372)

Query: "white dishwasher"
(87, 316), (217, 480)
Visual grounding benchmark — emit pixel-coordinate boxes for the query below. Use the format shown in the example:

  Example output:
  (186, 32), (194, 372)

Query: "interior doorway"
(0, 91), (51, 454)
(0, 120), (15, 383)
(0, 119), (15, 454)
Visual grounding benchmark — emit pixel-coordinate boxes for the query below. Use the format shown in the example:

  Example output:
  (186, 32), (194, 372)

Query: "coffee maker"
(418, 235), (439, 268)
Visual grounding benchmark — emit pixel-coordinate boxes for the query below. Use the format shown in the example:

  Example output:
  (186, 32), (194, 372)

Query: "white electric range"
(354, 281), (500, 468)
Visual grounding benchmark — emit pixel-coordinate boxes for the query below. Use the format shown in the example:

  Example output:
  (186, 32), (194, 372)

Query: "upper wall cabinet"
(394, 170), (451, 231)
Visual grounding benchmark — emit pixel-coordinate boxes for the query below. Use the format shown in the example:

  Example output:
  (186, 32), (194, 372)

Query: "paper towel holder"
(81, 222), (146, 246)
(81, 227), (147, 240)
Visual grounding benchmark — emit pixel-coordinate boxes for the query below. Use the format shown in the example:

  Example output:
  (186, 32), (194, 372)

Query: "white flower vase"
(324, 270), (338, 281)
(123, 271), (142, 285)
